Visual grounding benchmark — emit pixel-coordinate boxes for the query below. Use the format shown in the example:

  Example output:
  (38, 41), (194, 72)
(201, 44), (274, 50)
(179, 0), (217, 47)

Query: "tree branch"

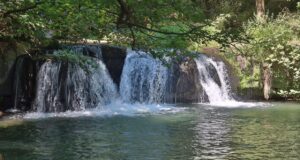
(3, 2), (43, 17)
(138, 29), (166, 39)
(115, 0), (208, 37)
(129, 22), (207, 36)
(116, 0), (132, 28)
(129, 27), (136, 48)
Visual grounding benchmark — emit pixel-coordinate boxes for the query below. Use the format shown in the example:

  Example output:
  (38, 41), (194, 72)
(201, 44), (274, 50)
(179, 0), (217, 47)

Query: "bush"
(37, 50), (98, 73)
(275, 89), (300, 100)
(231, 11), (300, 99)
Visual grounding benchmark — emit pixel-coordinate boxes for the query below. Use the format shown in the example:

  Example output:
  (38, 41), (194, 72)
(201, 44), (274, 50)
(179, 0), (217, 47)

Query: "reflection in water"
(0, 103), (300, 160)
(227, 105), (300, 159)
(192, 108), (232, 159)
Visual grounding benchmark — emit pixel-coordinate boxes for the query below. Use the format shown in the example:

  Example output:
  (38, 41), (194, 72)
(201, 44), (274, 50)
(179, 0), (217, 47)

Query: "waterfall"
(33, 59), (118, 112)
(195, 55), (235, 103)
(119, 50), (170, 103)
(11, 46), (239, 113)
(119, 50), (235, 104)
(13, 57), (25, 110)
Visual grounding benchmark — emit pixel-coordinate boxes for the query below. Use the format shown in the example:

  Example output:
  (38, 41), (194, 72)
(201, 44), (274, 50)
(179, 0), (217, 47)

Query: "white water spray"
(33, 59), (118, 112)
(195, 55), (235, 104)
(119, 50), (170, 103)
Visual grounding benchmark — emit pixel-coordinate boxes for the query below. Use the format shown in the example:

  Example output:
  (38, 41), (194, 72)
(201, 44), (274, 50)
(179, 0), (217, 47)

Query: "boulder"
(166, 58), (208, 103)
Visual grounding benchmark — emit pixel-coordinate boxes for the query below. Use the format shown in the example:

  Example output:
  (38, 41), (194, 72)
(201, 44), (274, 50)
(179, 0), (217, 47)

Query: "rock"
(166, 58), (208, 103)
(8, 44), (127, 112)
(0, 41), (29, 96)
(206, 62), (222, 87)
(82, 45), (102, 59)
(0, 119), (24, 128)
(101, 45), (127, 87)
(13, 55), (38, 111)
(0, 96), (13, 111)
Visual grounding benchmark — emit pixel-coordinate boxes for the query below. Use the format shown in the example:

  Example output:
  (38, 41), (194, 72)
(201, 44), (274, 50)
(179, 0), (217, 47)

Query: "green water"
(0, 102), (299, 160)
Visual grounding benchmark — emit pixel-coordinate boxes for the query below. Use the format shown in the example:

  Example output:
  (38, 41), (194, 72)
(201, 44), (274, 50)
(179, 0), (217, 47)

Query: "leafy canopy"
(0, 0), (241, 50)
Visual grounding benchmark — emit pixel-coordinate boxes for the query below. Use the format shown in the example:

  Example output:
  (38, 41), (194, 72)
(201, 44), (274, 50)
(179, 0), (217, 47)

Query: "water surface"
(0, 102), (299, 160)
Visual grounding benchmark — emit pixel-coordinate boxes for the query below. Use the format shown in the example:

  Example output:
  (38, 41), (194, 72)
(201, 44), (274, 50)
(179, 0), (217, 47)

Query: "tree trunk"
(257, 0), (270, 100)
(0, 153), (4, 160)
(262, 63), (272, 100)
(256, 0), (265, 20)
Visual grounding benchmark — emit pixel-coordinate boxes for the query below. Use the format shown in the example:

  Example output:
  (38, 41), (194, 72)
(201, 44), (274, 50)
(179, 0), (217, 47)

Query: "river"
(0, 102), (299, 160)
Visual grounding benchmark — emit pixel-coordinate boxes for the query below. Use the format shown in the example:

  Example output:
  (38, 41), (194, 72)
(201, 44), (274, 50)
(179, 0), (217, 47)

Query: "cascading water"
(118, 50), (236, 105)
(11, 45), (243, 114)
(195, 55), (235, 103)
(33, 58), (118, 112)
(119, 50), (170, 103)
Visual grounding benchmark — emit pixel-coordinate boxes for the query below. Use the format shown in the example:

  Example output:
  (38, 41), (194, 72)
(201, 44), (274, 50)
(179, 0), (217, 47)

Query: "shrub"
(37, 50), (98, 73)
(237, 11), (300, 99)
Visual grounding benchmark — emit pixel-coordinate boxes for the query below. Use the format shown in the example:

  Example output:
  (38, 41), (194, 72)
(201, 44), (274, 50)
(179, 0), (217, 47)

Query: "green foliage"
(37, 50), (98, 73)
(239, 66), (261, 89)
(0, 0), (244, 51)
(276, 89), (300, 100)
(233, 11), (300, 99)
(0, 0), (112, 44)
(1, 0), (298, 49)
(1, 0), (299, 100)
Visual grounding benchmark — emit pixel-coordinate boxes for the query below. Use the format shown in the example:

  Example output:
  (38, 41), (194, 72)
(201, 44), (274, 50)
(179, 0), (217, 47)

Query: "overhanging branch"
(128, 22), (207, 36)
(3, 2), (43, 17)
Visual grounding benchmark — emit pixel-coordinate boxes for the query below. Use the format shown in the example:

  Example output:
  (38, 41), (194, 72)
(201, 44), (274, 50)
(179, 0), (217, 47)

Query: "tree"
(238, 8), (300, 100)
(255, 0), (272, 100)
(256, 0), (265, 20)
(1, 0), (243, 52)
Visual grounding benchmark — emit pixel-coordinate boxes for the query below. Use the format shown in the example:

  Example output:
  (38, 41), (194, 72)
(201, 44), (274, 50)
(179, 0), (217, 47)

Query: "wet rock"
(167, 58), (208, 103)
(13, 55), (39, 111)
(10, 45), (124, 112)
(205, 62), (222, 87)
(101, 45), (127, 87)
(204, 53), (239, 94)
(0, 96), (13, 111)
(0, 42), (25, 97)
